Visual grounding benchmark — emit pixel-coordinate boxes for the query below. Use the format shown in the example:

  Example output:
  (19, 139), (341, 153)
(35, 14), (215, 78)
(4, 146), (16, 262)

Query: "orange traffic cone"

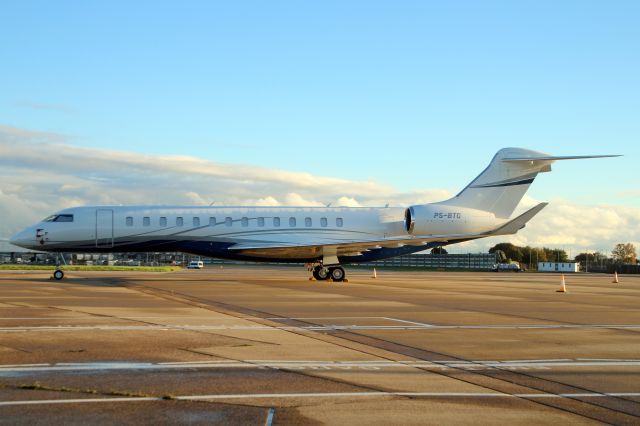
(613, 271), (620, 284)
(556, 274), (567, 293)
(372, 268), (377, 279)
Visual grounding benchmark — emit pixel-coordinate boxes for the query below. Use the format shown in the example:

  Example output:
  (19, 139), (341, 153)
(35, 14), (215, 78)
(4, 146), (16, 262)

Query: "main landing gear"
(310, 264), (347, 282)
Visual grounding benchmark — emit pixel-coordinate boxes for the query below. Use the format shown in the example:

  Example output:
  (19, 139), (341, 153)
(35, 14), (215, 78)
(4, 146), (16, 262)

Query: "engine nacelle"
(404, 204), (496, 236)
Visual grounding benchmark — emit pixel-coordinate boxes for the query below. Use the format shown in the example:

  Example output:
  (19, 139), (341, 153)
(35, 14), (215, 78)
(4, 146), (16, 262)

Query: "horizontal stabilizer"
(502, 155), (621, 162)
(489, 202), (548, 236)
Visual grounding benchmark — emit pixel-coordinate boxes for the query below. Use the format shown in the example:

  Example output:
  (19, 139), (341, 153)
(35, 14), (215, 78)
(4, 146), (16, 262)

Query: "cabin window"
(257, 217), (265, 227)
(225, 217), (232, 226)
(336, 217), (343, 227)
(320, 217), (328, 227)
(241, 217), (249, 227)
(176, 217), (184, 227)
(209, 217), (216, 226)
(289, 217), (297, 227)
(143, 217), (150, 227)
(305, 217), (312, 227)
(160, 217), (167, 227)
(126, 216), (133, 227)
(273, 217), (280, 227)
(193, 217), (200, 227)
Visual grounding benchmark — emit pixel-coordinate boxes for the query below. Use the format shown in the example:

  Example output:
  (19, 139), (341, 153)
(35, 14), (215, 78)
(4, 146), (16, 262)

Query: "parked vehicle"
(187, 261), (204, 269)
(492, 263), (521, 272)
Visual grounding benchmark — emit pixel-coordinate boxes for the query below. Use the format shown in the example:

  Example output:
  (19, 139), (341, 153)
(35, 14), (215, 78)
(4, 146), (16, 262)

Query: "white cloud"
(335, 197), (362, 207)
(253, 196), (280, 206)
(283, 193), (324, 207)
(0, 125), (67, 144)
(457, 200), (640, 255)
(14, 100), (75, 113)
(1, 124), (639, 257)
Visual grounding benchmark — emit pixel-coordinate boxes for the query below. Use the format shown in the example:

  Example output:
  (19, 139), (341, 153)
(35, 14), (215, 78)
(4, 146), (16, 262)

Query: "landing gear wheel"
(313, 266), (329, 281)
(329, 266), (345, 282)
(53, 270), (64, 280)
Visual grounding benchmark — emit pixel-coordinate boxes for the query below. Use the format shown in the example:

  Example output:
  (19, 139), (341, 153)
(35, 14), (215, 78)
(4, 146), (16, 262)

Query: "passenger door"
(96, 209), (114, 248)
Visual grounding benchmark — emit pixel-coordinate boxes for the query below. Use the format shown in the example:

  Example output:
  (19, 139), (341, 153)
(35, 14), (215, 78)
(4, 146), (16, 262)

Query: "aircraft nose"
(9, 228), (34, 249)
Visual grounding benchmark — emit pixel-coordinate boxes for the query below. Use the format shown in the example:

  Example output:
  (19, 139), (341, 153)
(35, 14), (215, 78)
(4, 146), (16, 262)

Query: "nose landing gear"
(52, 252), (66, 281)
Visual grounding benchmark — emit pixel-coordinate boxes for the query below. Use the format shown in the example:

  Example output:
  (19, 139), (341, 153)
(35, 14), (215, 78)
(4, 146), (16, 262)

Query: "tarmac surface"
(1, 266), (639, 425)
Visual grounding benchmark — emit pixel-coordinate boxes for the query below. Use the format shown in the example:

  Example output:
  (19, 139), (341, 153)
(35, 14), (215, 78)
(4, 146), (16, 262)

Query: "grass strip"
(0, 265), (181, 272)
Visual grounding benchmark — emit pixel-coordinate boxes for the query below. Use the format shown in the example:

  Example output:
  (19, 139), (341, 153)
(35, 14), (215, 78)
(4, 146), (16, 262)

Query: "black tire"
(329, 266), (345, 282)
(53, 270), (64, 280)
(313, 266), (329, 281)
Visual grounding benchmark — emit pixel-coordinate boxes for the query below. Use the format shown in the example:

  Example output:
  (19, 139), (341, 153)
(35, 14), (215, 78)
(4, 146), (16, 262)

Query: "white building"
(538, 262), (580, 273)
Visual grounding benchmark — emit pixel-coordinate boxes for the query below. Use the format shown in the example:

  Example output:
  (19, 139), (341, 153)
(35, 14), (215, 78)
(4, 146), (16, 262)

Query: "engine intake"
(404, 207), (415, 234)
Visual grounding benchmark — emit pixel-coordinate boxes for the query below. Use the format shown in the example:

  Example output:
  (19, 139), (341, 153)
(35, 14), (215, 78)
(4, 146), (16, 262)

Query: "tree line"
(488, 242), (638, 267)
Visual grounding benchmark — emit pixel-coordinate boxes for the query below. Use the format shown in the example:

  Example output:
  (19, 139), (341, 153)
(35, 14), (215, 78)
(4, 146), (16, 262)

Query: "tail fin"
(439, 147), (619, 219)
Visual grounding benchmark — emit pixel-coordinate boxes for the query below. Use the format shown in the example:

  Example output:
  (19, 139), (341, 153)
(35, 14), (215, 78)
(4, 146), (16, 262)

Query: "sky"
(1, 1), (639, 255)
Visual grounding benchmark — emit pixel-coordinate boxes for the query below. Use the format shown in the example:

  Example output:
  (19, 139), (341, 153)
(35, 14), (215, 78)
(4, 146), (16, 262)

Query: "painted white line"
(383, 317), (434, 327)
(0, 316), (236, 320)
(3, 392), (640, 407)
(265, 316), (387, 320)
(0, 363), (49, 368)
(3, 359), (640, 374)
(0, 397), (159, 406)
(158, 360), (237, 365)
(494, 359), (572, 363)
(2, 323), (640, 333)
(577, 358), (633, 362)
(178, 392), (640, 400)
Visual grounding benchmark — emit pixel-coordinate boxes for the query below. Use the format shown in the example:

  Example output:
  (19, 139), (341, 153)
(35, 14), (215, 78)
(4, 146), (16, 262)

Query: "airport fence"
(1, 251), (498, 270)
(356, 253), (498, 270)
(608, 264), (640, 274)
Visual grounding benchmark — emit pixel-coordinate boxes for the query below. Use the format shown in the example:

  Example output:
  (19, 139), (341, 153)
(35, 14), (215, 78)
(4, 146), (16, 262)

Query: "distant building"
(0, 241), (43, 264)
(538, 262), (580, 273)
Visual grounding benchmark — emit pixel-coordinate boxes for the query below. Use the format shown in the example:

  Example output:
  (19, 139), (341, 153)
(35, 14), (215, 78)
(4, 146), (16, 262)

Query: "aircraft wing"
(228, 203), (548, 259)
(227, 233), (481, 260)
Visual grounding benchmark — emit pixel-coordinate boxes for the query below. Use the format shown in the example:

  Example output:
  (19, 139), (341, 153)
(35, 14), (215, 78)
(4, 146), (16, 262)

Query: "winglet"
(489, 202), (548, 236)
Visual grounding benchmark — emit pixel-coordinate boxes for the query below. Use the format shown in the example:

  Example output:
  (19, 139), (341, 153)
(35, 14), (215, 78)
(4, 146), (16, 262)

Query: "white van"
(187, 261), (204, 269)
(491, 263), (521, 272)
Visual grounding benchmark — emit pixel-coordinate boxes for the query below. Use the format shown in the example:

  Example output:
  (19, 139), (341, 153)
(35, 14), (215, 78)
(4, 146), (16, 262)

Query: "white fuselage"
(10, 204), (499, 263)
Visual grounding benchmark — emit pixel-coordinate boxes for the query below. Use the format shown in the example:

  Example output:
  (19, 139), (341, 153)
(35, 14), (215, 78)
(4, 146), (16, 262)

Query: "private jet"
(10, 148), (618, 281)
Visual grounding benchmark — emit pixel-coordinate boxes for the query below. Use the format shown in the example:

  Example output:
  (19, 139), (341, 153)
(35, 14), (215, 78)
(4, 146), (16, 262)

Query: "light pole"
(585, 250), (589, 273)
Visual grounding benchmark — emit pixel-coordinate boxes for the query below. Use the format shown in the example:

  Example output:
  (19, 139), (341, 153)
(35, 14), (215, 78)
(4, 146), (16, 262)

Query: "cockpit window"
(43, 214), (74, 222)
